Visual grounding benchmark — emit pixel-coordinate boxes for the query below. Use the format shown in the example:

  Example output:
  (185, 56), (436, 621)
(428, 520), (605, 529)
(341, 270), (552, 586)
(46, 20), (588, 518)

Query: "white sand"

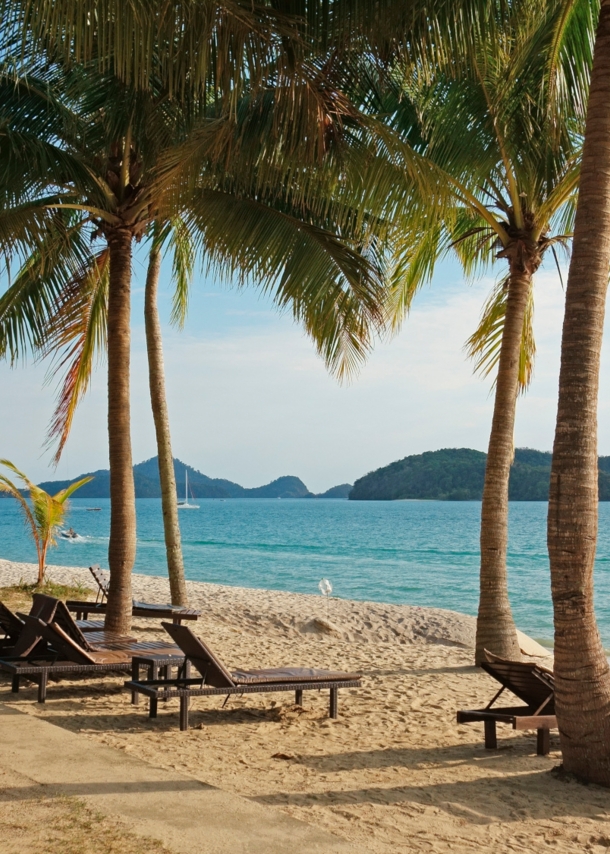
(2, 557), (609, 854)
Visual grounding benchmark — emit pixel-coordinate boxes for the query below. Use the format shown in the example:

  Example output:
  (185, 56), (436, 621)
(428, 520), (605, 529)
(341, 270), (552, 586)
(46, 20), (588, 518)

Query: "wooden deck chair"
(75, 566), (201, 624)
(30, 594), (136, 647)
(126, 622), (362, 731)
(89, 564), (110, 603)
(457, 651), (557, 755)
(0, 614), (183, 702)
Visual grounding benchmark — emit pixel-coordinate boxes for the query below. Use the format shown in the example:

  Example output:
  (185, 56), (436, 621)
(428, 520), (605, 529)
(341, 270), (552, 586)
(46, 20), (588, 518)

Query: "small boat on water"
(59, 528), (83, 541)
(86, 507), (101, 512)
(177, 471), (199, 510)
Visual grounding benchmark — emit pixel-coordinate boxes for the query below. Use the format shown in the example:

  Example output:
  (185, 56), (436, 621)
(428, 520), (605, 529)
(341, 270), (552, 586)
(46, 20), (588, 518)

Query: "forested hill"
(32, 458), (349, 499)
(349, 448), (610, 501)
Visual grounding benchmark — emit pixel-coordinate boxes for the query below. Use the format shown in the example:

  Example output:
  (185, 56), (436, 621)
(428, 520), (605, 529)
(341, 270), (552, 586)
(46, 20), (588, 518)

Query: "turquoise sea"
(2, 497), (610, 647)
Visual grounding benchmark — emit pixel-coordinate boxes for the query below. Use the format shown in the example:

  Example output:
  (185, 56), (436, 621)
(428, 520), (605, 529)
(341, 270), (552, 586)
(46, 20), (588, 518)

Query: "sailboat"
(177, 470), (199, 509)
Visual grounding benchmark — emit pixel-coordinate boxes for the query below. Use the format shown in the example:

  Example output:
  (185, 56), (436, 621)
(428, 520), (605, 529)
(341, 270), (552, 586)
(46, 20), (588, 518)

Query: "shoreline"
(0, 557), (553, 656)
(0, 557), (479, 648)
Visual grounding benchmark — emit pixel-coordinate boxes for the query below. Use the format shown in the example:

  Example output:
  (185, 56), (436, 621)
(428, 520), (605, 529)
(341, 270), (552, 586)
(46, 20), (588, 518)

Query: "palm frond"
(465, 275), (536, 392)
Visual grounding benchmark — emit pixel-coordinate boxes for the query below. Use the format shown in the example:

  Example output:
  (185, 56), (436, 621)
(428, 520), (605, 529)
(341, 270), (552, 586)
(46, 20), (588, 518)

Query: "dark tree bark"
(476, 245), (540, 664)
(144, 243), (188, 606)
(104, 227), (136, 634)
(547, 0), (610, 785)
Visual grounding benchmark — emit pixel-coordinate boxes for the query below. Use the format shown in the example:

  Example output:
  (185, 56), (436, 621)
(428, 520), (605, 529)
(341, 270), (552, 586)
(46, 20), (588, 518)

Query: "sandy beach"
(1, 557), (610, 853)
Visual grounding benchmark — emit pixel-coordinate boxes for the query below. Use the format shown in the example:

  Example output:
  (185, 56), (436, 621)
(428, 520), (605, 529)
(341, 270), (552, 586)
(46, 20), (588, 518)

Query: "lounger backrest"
(30, 593), (60, 622)
(89, 565), (110, 601)
(12, 613), (48, 657)
(482, 652), (555, 712)
(31, 594), (94, 652)
(0, 601), (23, 639)
(37, 618), (98, 664)
(162, 622), (235, 688)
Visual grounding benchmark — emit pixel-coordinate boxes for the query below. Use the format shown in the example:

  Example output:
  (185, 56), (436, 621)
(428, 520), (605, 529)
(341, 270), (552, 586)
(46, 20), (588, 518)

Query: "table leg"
(295, 689), (303, 706)
(11, 674), (19, 693)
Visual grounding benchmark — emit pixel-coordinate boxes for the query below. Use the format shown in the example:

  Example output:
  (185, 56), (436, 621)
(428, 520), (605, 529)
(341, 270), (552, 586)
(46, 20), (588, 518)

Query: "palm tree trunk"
(105, 228), (136, 634)
(144, 242), (188, 606)
(475, 256), (538, 664)
(38, 543), (47, 585)
(547, 0), (610, 785)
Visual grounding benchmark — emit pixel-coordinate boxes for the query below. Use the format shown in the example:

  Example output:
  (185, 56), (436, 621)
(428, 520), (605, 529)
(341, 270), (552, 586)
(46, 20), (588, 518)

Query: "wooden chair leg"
(295, 689), (303, 706)
(11, 674), (19, 693)
(329, 688), (338, 719)
(149, 696), (158, 719)
(37, 671), (48, 704)
(537, 728), (550, 756)
(131, 660), (140, 705)
(484, 719), (497, 749)
(180, 695), (190, 731)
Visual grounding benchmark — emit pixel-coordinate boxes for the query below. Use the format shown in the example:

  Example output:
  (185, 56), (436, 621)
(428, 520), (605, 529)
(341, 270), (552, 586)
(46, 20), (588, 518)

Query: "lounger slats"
(232, 667), (362, 685)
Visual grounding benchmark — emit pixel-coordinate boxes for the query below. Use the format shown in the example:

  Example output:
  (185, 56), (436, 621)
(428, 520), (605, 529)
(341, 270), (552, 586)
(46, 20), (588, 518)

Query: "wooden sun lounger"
(0, 608), (183, 702)
(81, 565), (200, 624)
(457, 651), (557, 755)
(126, 622), (362, 731)
(66, 599), (202, 624)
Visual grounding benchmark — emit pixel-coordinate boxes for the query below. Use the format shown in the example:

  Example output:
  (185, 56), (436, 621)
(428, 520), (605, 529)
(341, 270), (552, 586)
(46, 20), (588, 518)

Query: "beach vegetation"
(0, 579), (92, 612)
(0, 460), (92, 584)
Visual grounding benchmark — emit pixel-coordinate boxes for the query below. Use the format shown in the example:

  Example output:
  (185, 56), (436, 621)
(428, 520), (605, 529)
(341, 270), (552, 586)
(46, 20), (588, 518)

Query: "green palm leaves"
(0, 459), (92, 583)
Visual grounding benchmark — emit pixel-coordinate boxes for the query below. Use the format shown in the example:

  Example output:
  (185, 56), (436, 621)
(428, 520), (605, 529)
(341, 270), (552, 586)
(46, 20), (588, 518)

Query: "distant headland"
(28, 457), (353, 500)
(349, 447), (610, 501)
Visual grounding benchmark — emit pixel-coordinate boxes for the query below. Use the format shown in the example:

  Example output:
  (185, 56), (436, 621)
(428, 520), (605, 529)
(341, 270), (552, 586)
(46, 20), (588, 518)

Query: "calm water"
(2, 497), (610, 646)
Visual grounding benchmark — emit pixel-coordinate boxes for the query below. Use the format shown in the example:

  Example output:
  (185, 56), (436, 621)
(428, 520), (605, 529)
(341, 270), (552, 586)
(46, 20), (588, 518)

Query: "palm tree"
(0, 60), (389, 631)
(0, 459), (92, 583)
(378, 0), (594, 662)
(547, 0), (610, 785)
(143, 232), (189, 606)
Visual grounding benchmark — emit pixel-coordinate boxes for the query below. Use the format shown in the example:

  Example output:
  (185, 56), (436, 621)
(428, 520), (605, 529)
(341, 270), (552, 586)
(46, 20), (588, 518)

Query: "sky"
(2, 250), (610, 494)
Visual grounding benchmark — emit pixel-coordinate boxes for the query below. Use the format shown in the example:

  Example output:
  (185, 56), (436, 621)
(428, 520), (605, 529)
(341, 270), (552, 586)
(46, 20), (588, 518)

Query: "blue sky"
(2, 248), (610, 493)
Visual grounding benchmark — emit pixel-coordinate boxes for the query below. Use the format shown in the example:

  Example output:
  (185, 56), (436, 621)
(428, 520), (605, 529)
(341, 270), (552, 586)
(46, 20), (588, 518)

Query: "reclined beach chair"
(29, 594), (137, 646)
(457, 651), (557, 755)
(0, 594), (72, 655)
(65, 565), (201, 625)
(126, 622), (362, 731)
(0, 605), (183, 702)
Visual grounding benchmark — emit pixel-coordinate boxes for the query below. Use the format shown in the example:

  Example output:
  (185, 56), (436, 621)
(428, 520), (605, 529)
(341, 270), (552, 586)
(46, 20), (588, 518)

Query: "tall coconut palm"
(0, 60), (390, 631)
(143, 229), (189, 606)
(377, 0), (595, 662)
(547, 0), (610, 785)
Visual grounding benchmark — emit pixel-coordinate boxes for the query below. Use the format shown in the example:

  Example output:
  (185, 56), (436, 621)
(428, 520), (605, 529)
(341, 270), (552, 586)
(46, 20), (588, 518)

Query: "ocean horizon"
(2, 496), (609, 647)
